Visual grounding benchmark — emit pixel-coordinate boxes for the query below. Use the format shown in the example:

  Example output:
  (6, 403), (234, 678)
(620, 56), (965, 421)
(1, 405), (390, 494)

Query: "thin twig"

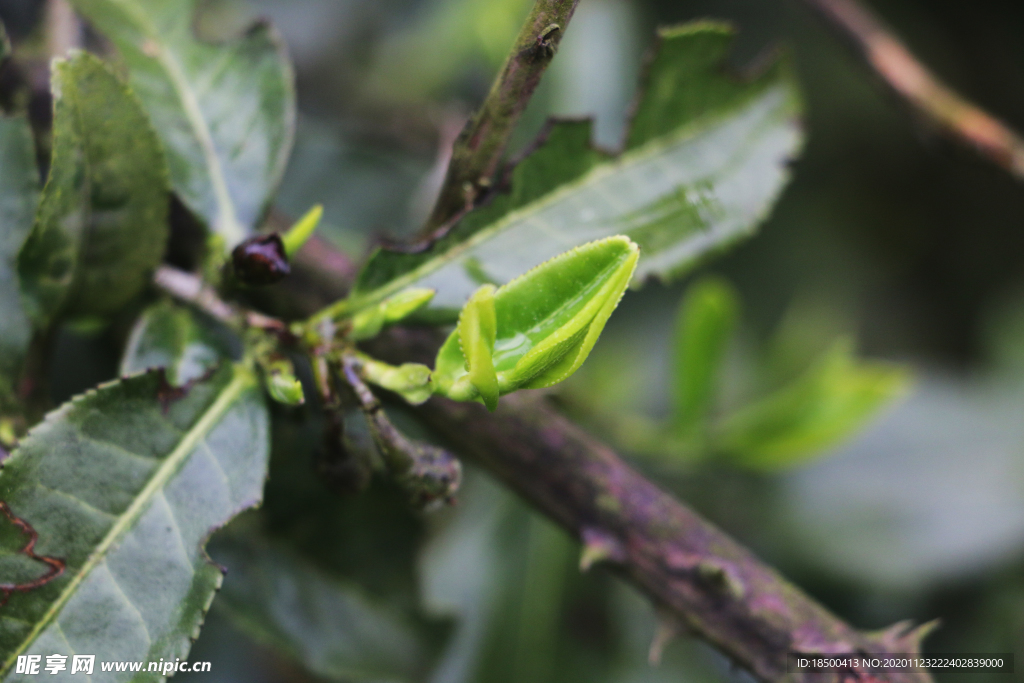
(339, 354), (461, 509)
(424, 0), (581, 230)
(153, 265), (284, 331)
(800, 0), (1024, 180)
(45, 0), (81, 60)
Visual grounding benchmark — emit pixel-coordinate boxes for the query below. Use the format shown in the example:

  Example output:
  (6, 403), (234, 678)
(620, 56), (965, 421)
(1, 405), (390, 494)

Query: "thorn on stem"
(648, 609), (681, 666)
(536, 23), (561, 58)
(873, 618), (940, 655)
(695, 560), (745, 600)
(579, 527), (626, 571)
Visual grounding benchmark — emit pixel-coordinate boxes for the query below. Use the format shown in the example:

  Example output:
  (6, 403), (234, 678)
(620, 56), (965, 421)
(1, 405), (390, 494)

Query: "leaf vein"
(3, 367), (253, 669)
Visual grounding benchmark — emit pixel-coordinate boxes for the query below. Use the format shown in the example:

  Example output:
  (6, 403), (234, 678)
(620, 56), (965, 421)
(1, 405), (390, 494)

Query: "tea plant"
(0, 1), (941, 682)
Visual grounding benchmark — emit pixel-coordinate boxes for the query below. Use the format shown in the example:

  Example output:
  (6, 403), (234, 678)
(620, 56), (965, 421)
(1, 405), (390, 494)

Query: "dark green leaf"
(69, 0), (296, 246)
(717, 339), (910, 470)
(121, 299), (235, 386)
(0, 363), (269, 677)
(17, 52), (169, 328)
(352, 22), (801, 316)
(778, 376), (1024, 589)
(210, 527), (437, 682)
(122, 302), (446, 678)
(672, 277), (739, 436)
(0, 116), (40, 405)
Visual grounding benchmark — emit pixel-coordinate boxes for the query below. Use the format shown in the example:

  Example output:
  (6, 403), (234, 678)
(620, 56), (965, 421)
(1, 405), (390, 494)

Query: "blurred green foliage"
(2, 0), (1023, 680)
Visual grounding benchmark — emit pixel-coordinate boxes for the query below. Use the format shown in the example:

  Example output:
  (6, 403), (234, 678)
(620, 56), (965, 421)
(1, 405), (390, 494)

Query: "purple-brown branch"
(202, 0), (949, 671)
(155, 243), (937, 682)
(365, 327), (935, 683)
(423, 0), (580, 231)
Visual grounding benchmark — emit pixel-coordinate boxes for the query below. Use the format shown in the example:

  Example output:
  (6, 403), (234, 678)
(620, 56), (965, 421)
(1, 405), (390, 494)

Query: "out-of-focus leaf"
(121, 299), (235, 385)
(717, 338), (910, 469)
(210, 526), (437, 682)
(672, 277), (739, 436)
(69, 0), (296, 247)
(778, 375), (1024, 590)
(17, 52), (168, 328)
(419, 472), (513, 683)
(0, 116), (40, 405)
(0, 21), (9, 62)
(433, 237), (638, 407)
(0, 364), (269, 678)
(350, 288), (435, 341)
(367, 0), (533, 101)
(352, 23), (801, 316)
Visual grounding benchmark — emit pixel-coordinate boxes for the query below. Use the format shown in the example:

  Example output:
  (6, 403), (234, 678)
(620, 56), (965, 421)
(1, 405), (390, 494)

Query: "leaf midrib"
(113, 0), (242, 244)
(1, 365), (254, 674)
(338, 83), (791, 319)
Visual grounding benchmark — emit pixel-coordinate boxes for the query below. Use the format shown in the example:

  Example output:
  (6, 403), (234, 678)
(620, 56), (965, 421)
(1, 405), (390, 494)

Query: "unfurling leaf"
(717, 338), (911, 470)
(350, 288), (436, 341)
(433, 236), (639, 409)
(17, 51), (169, 329)
(458, 285), (499, 410)
(672, 277), (739, 436)
(282, 204), (323, 257)
(264, 361), (303, 406)
(69, 0), (296, 247)
(359, 358), (433, 405)
(262, 356), (305, 406)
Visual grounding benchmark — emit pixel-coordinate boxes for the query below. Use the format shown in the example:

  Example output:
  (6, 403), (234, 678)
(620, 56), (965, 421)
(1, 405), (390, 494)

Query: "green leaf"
(350, 288), (435, 341)
(121, 299), (235, 386)
(458, 284), (499, 410)
(0, 116), (41, 405)
(351, 22), (801, 316)
(281, 204), (322, 257)
(433, 236), (638, 406)
(17, 51), (169, 329)
(0, 363), (269, 677)
(210, 526), (438, 682)
(717, 338), (911, 470)
(672, 277), (739, 436)
(261, 356), (305, 406)
(69, 0), (296, 246)
(359, 358), (433, 405)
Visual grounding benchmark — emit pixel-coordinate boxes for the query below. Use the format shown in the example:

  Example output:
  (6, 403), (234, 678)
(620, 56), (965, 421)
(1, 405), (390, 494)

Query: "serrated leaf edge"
(1, 364), (258, 674)
(349, 79), (796, 314)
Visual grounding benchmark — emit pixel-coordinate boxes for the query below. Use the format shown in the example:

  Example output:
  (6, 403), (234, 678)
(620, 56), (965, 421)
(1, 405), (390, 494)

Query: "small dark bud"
(231, 234), (290, 286)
